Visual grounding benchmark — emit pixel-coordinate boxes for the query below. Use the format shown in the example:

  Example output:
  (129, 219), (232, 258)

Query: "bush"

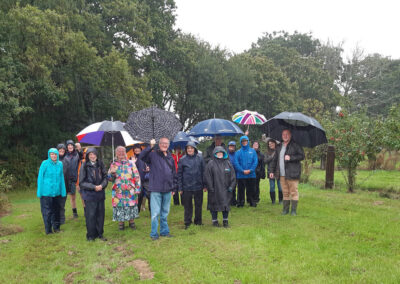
(0, 170), (15, 212)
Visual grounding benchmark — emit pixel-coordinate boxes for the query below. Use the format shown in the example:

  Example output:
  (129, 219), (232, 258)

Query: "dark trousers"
(237, 178), (256, 206)
(84, 200), (105, 240)
(59, 196), (67, 224)
(230, 185), (237, 206)
(255, 177), (261, 203)
(40, 196), (61, 234)
(173, 190), (181, 205)
(138, 184), (151, 213)
(181, 190), (203, 225)
(211, 211), (229, 220)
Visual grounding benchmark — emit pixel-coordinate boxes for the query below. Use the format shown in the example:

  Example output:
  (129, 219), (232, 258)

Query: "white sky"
(174, 0), (400, 60)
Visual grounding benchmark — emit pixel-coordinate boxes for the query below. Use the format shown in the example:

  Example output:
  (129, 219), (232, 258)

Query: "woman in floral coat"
(108, 146), (141, 230)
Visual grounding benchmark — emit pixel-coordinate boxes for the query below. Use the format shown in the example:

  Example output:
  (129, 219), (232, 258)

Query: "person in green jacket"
(37, 148), (67, 234)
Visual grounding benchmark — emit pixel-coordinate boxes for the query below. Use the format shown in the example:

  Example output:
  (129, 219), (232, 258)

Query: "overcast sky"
(174, 0), (400, 60)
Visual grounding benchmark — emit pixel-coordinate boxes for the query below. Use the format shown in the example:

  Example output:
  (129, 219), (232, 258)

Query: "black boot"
(270, 192), (276, 204)
(282, 200), (290, 215)
(291, 200), (298, 216)
(212, 220), (219, 227)
(223, 220), (229, 228)
(72, 208), (78, 218)
(278, 191), (283, 204)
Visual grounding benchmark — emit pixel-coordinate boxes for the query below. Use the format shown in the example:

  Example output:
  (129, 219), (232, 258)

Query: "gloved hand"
(227, 187), (233, 193)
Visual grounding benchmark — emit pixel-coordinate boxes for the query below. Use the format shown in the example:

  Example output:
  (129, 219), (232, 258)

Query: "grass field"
(1, 179), (400, 283)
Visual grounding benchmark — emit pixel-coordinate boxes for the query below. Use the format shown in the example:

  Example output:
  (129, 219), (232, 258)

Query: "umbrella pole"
(112, 133), (114, 162)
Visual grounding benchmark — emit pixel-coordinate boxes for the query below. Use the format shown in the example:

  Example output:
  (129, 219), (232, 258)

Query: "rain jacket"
(255, 149), (266, 179)
(204, 142), (226, 164)
(79, 148), (108, 201)
(270, 140), (305, 180)
(37, 148), (67, 198)
(234, 136), (258, 179)
(204, 147), (236, 212)
(139, 146), (177, 193)
(177, 143), (205, 191)
(64, 150), (80, 182)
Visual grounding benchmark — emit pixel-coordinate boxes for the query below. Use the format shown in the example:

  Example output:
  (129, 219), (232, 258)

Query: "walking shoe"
(223, 220), (229, 228)
(87, 237), (95, 242)
(151, 236), (159, 241)
(184, 224), (191, 230)
(282, 200), (290, 215)
(212, 220), (220, 227)
(291, 200), (298, 216)
(73, 212), (78, 218)
(129, 222), (137, 230)
(160, 234), (174, 238)
(270, 192), (276, 204)
(119, 223), (125, 231)
(98, 236), (108, 241)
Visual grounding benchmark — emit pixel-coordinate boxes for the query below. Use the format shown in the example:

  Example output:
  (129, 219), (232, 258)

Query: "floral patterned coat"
(108, 159), (141, 207)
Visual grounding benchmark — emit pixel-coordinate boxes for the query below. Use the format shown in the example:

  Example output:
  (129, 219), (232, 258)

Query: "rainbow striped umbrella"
(232, 110), (267, 127)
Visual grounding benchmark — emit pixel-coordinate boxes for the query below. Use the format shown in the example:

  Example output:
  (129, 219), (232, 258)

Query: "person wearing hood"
(37, 148), (67, 234)
(57, 143), (69, 225)
(227, 141), (238, 206)
(270, 129), (304, 216)
(204, 146), (236, 227)
(234, 136), (258, 207)
(203, 135), (226, 164)
(79, 148), (108, 241)
(252, 141), (266, 204)
(262, 136), (283, 204)
(64, 139), (80, 218)
(177, 141), (206, 229)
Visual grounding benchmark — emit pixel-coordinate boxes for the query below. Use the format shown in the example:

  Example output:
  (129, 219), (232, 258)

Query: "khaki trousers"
(280, 177), (299, 201)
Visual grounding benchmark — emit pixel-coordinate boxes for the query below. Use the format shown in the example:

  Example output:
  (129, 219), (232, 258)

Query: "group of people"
(37, 129), (304, 241)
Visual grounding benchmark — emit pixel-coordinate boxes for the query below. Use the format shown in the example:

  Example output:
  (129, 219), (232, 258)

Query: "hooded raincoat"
(234, 136), (258, 179)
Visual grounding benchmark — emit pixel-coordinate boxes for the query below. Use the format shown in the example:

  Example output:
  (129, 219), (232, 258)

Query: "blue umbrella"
(169, 131), (199, 149)
(188, 118), (244, 137)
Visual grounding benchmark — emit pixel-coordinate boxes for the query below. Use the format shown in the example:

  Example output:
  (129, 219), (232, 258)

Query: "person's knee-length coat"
(204, 146), (236, 212)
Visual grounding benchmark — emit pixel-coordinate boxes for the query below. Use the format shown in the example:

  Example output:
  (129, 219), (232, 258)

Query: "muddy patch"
(128, 259), (155, 280)
(0, 224), (24, 237)
(64, 271), (80, 284)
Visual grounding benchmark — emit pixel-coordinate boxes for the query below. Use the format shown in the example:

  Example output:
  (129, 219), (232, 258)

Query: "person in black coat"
(252, 141), (266, 204)
(79, 148), (108, 241)
(177, 141), (206, 229)
(57, 143), (69, 225)
(204, 146), (236, 228)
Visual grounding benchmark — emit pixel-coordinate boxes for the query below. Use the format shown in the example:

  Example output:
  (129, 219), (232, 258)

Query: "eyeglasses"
(159, 142), (169, 145)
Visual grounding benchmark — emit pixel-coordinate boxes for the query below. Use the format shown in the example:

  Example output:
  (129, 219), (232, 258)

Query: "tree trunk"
(347, 167), (355, 193)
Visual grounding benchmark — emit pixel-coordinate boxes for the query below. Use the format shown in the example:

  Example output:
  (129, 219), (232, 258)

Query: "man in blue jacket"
(139, 137), (176, 240)
(234, 136), (258, 207)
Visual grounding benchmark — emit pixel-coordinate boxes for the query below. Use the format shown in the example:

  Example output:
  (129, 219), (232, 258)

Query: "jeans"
(269, 178), (282, 193)
(150, 192), (172, 238)
(181, 190), (203, 225)
(85, 200), (105, 240)
(40, 196), (61, 234)
(211, 211), (229, 221)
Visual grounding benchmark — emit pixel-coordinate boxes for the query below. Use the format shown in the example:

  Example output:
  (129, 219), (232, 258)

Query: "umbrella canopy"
(188, 118), (244, 137)
(232, 110), (267, 125)
(169, 131), (199, 150)
(76, 120), (139, 146)
(124, 106), (182, 142)
(261, 112), (327, 148)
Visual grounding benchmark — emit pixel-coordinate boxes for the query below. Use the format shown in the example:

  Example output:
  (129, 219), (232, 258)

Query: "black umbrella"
(261, 112), (327, 148)
(124, 106), (182, 142)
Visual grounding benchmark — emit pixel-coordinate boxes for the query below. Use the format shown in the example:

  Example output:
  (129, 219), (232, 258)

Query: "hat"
(228, 141), (236, 146)
(66, 140), (75, 146)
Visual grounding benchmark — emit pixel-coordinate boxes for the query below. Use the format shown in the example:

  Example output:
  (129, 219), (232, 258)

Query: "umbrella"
(261, 112), (327, 148)
(169, 131), (199, 150)
(76, 119), (141, 161)
(188, 118), (244, 137)
(232, 110), (267, 130)
(124, 106), (182, 142)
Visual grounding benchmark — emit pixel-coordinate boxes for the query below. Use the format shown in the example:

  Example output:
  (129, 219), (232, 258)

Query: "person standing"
(177, 142), (206, 229)
(252, 141), (266, 204)
(171, 146), (183, 205)
(263, 137), (283, 204)
(203, 135), (226, 164)
(204, 146), (236, 227)
(79, 148), (108, 241)
(270, 129), (304, 215)
(133, 145), (150, 213)
(139, 137), (176, 240)
(64, 140), (80, 218)
(108, 146), (141, 230)
(227, 141), (238, 206)
(234, 136), (258, 207)
(56, 143), (69, 225)
(37, 148), (66, 234)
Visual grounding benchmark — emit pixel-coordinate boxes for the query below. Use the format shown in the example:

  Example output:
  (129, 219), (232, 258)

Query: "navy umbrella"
(124, 106), (182, 142)
(261, 112), (327, 148)
(169, 131), (199, 150)
(188, 118), (244, 137)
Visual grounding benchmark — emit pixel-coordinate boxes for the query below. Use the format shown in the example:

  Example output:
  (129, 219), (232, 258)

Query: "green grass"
(1, 179), (400, 283)
(309, 169), (400, 194)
